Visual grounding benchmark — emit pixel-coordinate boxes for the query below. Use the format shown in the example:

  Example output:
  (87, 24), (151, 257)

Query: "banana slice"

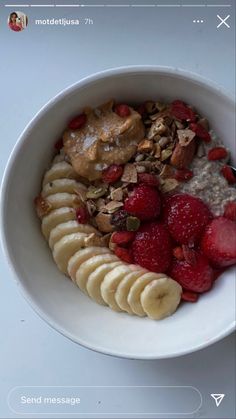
(46, 193), (78, 210)
(140, 277), (182, 320)
(87, 261), (123, 305)
(68, 247), (109, 282)
(49, 220), (99, 249)
(41, 207), (76, 239)
(53, 232), (87, 274)
(115, 267), (147, 314)
(43, 161), (78, 186)
(42, 179), (86, 197)
(128, 272), (164, 317)
(101, 265), (132, 312)
(76, 253), (118, 294)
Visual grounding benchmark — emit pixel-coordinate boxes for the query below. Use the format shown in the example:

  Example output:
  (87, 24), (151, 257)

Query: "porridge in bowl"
(35, 98), (236, 320)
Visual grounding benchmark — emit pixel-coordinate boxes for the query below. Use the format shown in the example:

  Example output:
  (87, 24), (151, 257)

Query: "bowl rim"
(1, 65), (235, 360)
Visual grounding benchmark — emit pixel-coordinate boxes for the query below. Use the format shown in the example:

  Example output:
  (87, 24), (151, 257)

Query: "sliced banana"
(52, 232), (87, 274)
(49, 220), (99, 249)
(76, 253), (118, 294)
(140, 277), (182, 320)
(101, 265), (132, 312)
(87, 261), (123, 305)
(128, 272), (164, 317)
(68, 247), (109, 283)
(41, 207), (76, 239)
(46, 193), (79, 210)
(115, 267), (147, 314)
(42, 179), (86, 197)
(43, 161), (78, 186)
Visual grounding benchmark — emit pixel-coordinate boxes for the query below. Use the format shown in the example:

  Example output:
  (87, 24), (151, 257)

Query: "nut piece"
(86, 185), (107, 199)
(104, 201), (124, 214)
(161, 148), (172, 162)
(84, 233), (104, 247)
(110, 187), (123, 201)
(161, 178), (179, 193)
(148, 118), (167, 139)
(170, 139), (196, 169)
(34, 195), (52, 218)
(177, 129), (196, 147)
(137, 139), (154, 153)
(121, 163), (138, 183)
(95, 212), (114, 233)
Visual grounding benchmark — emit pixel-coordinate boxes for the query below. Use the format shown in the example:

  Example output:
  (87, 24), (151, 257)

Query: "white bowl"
(1, 66), (235, 359)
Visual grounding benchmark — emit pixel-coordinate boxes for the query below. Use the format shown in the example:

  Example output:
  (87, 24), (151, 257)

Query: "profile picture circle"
(8, 11), (28, 32)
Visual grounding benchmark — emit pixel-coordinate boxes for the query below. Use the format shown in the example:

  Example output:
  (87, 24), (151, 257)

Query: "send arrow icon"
(211, 394), (225, 407)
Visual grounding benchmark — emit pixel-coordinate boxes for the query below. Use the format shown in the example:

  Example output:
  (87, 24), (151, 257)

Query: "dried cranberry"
(114, 104), (131, 117)
(54, 138), (63, 150)
(68, 113), (87, 130)
(102, 164), (124, 184)
(138, 173), (159, 188)
(111, 210), (129, 230)
(76, 206), (89, 224)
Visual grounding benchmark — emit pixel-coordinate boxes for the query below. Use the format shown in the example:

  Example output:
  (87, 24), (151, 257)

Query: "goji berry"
(221, 165), (236, 184)
(111, 231), (135, 245)
(171, 100), (196, 122)
(68, 113), (87, 130)
(114, 104), (131, 117)
(174, 168), (193, 182)
(114, 246), (133, 263)
(102, 164), (124, 184)
(181, 290), (199, 302)
(208, 147), (227, 161)
(189, 122), (211, 142)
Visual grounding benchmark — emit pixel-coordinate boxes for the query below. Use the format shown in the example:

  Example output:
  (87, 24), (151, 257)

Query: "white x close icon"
(217, 15), (230, 29)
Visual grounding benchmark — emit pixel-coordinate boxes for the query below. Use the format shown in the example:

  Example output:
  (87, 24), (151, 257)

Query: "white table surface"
(0, 1), (235, 418)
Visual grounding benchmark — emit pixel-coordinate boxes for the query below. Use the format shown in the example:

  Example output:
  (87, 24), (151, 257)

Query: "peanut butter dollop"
(63, 101), (145, 181)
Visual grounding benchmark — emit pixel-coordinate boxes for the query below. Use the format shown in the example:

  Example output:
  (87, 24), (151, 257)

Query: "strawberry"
(114, 104), (131, 117)
(111, 231), (135, 245)
(189, 122), (211, 142)
(201, 217), (236, 267)
(76, 206), (89, 224)
(174, 168), (193, 182)
(170, 252), (214, 293)
(221, 165), (236, 184)
(163, 194), (212, 245)
(138, 173), (159, 188)
(181, 290), (199, 302)
(224, 201), (236, 222)
(132, 222), (172, 273)
(208, 147), (227, 161)
(102, 164), (123, 184)
(124, 185), (161, 221)
(68, 113), (87, 130)
(115, 246), (133, 263)
(170, 100), (196, 122)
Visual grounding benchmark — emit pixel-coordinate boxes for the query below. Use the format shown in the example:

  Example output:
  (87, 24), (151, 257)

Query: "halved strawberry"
(170, 252), (214, 293)
(201, 217), (236, 267)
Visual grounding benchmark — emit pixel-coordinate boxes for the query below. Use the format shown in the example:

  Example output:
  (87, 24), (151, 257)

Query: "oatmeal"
(178, 132), (236, 215)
